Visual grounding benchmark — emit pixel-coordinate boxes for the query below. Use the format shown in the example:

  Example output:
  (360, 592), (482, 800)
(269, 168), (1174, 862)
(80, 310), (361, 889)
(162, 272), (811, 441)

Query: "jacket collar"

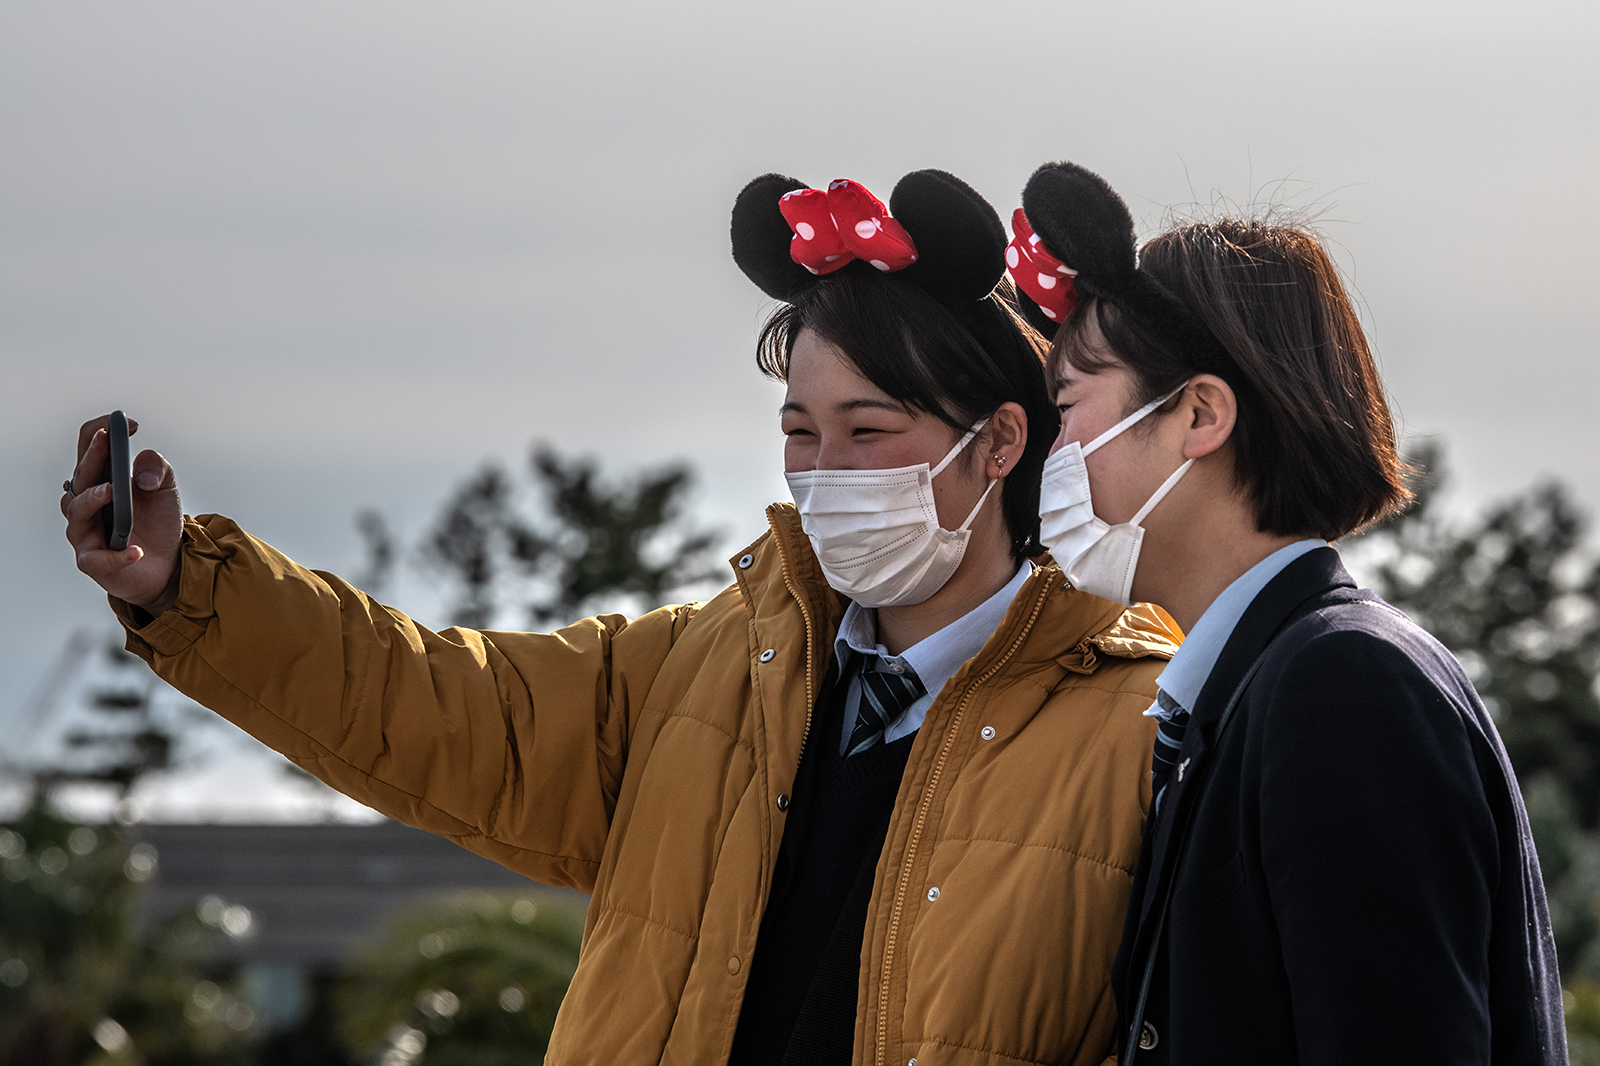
(1188, 546), (1356, 726)
(729, 504), (1179, 684)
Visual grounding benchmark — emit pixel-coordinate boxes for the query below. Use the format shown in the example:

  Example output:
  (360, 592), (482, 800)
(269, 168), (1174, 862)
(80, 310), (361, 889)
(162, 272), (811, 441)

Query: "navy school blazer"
(1111, 547), (1566, 1065)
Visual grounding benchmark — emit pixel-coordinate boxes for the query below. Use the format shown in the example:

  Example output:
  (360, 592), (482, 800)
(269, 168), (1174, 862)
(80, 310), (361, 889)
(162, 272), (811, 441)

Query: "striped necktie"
(1149, 688), (1190, 818)
(847, 655), (926, 758)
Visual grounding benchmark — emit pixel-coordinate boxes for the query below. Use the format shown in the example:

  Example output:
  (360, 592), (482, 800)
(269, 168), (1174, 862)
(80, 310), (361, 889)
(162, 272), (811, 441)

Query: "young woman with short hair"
(1006, 161), (1564, 1064)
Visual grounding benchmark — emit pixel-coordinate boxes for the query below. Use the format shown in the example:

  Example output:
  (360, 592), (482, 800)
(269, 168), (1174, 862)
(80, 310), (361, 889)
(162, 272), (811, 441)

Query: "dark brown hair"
(759, 273), (1056, 562)
(1055, 217), (1409, 540)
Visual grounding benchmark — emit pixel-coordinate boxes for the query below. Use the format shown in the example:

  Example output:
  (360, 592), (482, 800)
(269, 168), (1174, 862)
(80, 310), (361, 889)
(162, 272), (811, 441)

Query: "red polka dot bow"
(1006, 208), (1079, 322)
(779, 179), (919, 277)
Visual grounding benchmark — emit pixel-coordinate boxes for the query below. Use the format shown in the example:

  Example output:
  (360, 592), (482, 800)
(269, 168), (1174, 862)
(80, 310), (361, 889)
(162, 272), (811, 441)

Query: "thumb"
(132, 449), (175, 492)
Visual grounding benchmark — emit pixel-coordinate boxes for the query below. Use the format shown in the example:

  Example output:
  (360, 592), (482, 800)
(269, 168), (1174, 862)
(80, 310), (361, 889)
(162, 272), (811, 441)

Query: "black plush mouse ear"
(1020, 162), (1139, 296)
(1019, 160), (1236, 371)
(731, 173), (815, 303)
(890, 169), (1006, 306)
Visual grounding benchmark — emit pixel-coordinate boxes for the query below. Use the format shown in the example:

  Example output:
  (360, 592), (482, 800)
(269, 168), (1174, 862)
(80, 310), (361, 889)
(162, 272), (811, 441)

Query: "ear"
(985, 401), (1029, 479)
(1180, 374), (1237, 461)
(1020, 162), (1138, 290)
(731, 173), (815, 302)
(890, 169), (1006, 305)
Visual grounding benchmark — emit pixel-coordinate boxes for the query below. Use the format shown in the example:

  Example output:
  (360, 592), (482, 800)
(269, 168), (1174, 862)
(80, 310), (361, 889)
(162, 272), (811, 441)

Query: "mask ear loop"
(953, 477), (1001, 532)
(929, 419), (997, 533)
(1129, 458), (1195, 527)
(930, 419), (989, 478)
(1081, 383), (1188, 458)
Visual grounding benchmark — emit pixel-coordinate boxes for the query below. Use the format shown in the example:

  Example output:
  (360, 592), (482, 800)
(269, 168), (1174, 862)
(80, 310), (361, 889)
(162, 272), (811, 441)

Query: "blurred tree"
(420, 466), (535, 630)
(1347, 442), (1600, 973)
(523, 446), (722, 625)
(43, 640), (173, 798)
(417, 444), (722, 629)
(1565, 980), (1600, 1064)
(337, 893), (583, 1066)
(0, 797), (257, 1065)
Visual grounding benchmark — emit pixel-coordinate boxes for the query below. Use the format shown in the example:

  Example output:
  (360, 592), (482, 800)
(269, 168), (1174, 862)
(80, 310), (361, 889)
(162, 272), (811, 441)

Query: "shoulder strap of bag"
(1121, 648), (1271, 1063)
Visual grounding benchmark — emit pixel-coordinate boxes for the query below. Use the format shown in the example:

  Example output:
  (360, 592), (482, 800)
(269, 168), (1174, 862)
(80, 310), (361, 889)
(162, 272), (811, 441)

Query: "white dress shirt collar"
(1149, 539), (1327, 719)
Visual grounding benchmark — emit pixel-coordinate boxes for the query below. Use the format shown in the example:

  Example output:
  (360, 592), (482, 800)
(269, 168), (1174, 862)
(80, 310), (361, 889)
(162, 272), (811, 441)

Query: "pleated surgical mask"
(1038, 386), (1191, 605)
(785, 422), (995, 608)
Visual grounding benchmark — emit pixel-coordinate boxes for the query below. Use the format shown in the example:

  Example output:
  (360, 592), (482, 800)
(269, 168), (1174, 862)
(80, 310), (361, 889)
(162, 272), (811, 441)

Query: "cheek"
(1083, 449), (1140, 525)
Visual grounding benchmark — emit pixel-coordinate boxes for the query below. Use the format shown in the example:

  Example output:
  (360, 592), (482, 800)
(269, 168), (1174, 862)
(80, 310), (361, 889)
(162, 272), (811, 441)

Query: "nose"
(815, 431), (854, 471)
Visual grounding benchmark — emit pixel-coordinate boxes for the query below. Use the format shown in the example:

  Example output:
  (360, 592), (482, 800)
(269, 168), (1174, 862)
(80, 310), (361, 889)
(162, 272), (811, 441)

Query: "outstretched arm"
(65, 415), (699, 890)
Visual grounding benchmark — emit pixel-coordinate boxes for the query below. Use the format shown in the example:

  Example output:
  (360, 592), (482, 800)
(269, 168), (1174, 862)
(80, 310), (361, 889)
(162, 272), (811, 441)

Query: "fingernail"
(136, 472), (159, 490)
(99, 483), (111, 497)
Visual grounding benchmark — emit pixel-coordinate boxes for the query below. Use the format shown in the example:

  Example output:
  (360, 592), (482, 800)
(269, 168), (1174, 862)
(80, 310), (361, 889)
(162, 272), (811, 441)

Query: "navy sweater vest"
(728, 662), (916, 1066)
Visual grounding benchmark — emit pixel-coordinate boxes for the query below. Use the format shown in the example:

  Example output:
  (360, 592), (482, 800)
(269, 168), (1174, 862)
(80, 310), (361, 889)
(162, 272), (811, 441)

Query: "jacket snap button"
(776, 793), (789, 811)
(738, 553), (754, 569)
(1138, 1021), (1158, 1049)
(759, 649), (776, 663)
(980, 726), (996, 740)
(909, 1060), (917, 1066)
(728, 956), (741, 975)
(926, 886), (939, 902)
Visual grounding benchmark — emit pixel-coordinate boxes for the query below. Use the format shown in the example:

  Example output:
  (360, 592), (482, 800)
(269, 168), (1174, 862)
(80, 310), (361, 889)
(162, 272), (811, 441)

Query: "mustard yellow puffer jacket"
(112, 503), (1176, 1066)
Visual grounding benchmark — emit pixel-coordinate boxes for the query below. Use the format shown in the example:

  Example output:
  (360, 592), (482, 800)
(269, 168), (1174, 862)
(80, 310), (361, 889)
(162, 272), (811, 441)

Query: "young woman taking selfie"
(1005, 161), (1565, 1064)
(63, 168), (1176, 1065)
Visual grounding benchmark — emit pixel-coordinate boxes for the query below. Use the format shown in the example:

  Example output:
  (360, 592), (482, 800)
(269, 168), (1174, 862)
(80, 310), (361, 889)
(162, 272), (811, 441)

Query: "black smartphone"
(104, 410), (133, 551)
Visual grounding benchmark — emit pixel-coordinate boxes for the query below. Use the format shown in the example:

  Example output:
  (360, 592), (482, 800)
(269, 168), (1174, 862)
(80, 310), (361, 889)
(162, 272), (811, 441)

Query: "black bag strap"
(1121, 649), (1271, 1063)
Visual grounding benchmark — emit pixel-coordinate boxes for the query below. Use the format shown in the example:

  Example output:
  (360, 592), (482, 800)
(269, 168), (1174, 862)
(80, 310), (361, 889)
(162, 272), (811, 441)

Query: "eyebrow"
(779, 398), (910, 416)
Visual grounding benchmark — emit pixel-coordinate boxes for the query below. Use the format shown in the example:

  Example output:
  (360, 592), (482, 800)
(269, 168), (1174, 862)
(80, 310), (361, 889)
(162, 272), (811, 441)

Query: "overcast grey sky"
(4, 0), (1598, 738)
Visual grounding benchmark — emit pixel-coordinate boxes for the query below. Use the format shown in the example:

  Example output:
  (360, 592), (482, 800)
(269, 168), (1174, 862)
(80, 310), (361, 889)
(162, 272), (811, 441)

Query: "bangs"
(1050, 298), (1121, 385)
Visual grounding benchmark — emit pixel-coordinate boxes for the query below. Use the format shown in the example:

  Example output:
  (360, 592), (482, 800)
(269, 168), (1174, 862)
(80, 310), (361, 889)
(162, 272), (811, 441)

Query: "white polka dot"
(795, 222), (815, 240)
(855, 219), (879, 239)
(804, 265), (819, 274)
(1037, 273), (1057, 290)
(1029, 233), (1041, 245)
(909, 254), (917, 261)
(829, 180), (846, 190)
(781, 191), (798, 200)
(1006, 247), (1020, 269)
(1043, 307), (1059, 320)
(824, 254), (841, 262)
(869, 260), (890, 271)
(1058, 265), (1077, 275)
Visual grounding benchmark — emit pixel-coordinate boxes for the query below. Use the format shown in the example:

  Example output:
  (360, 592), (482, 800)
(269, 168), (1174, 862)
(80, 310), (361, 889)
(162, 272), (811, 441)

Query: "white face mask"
(785, 422), (996, 608)
(1038, 386), (1192, 606)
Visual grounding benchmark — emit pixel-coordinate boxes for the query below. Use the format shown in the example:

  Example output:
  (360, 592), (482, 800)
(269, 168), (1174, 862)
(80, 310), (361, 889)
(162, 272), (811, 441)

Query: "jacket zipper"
(778, 562), (819, 755)
(873, 573), (1054, 1064)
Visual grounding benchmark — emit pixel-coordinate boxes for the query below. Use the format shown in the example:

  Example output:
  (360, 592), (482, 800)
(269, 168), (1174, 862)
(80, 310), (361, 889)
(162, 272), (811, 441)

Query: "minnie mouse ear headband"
(731, 169), (1007, 311)
(1006, 161), (1233, 370)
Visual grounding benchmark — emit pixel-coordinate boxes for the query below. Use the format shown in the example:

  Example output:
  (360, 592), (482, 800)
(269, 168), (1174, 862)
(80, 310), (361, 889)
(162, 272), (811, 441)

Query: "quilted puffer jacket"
(112, 503), (1177, 1066)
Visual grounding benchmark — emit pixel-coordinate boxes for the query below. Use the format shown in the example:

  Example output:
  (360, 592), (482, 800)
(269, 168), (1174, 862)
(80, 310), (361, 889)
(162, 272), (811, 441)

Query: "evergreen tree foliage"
(417, 444), (722, 628)
(44, 641), (175, 797)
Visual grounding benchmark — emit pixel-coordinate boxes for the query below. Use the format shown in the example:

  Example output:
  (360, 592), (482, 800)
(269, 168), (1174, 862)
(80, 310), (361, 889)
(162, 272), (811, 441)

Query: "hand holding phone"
(64, 411), (185, 614)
